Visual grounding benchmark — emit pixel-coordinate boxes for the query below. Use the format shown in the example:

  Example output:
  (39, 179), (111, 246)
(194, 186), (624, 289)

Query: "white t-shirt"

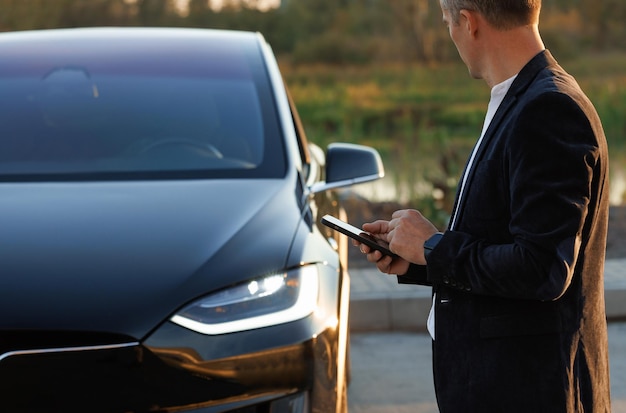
(427, 74), (518, 340)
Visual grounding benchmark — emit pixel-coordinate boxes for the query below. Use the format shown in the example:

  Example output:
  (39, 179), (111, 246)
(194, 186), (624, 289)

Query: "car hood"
(0, 179), (304, 339)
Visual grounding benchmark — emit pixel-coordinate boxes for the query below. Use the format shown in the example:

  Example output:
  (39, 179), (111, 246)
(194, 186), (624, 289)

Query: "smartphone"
(321, 214), (397, 257)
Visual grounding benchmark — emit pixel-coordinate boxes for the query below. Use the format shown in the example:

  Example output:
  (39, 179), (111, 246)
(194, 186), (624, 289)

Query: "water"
(351, 166), (626, 206)
(612, 169), (626, 205)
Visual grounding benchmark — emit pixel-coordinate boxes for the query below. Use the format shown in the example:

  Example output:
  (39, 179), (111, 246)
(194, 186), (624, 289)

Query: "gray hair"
(441, 0), (541, 30)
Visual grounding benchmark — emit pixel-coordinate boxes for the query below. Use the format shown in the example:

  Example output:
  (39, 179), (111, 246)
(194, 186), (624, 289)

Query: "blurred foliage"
(1, 0), (624, 214)
(282, 53), (626, 220)
(1, 0), (624, 64)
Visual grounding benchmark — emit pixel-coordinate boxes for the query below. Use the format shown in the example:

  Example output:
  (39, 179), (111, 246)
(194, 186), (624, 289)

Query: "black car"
(0, 28), (384, 412)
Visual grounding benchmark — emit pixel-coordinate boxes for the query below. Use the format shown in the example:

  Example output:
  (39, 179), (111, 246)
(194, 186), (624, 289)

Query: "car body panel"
(0, 178), (302, 338)
(0, 27), (383, 413)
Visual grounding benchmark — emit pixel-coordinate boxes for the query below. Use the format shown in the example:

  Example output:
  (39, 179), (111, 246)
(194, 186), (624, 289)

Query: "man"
(356, 0), (611, 411)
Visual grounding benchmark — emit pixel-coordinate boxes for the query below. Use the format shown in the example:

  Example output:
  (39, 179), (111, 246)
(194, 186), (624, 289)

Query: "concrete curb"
(349, 258), (626, 332)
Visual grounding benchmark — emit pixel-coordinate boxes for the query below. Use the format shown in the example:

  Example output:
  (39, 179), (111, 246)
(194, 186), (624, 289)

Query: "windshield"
(0, 35), (286, 182)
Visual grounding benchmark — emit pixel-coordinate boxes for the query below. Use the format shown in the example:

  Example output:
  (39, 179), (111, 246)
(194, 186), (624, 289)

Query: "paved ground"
(348, 322), (626, 412)
(347, 258), (626, 412)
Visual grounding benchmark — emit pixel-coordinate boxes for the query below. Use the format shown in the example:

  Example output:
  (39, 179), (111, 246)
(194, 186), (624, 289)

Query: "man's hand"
(383, 209), (439, 265)
(353, 209), (439, 274)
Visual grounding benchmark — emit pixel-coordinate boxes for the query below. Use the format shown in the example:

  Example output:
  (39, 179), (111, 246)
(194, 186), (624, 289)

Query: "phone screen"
(321, 214), (396, 257)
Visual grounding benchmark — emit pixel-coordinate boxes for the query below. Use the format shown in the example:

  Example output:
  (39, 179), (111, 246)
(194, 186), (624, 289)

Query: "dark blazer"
(399, 51), (611, 412)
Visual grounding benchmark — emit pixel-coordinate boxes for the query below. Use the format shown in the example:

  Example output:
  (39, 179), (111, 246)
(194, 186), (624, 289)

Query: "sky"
(123, 0), (281, 14)
(210, 0), (280, 11)
(173, 0), (281, 14)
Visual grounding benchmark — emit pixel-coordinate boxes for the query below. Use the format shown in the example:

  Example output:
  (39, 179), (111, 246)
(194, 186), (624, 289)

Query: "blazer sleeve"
(426, 90), (607, 301)
(396, 264), (431, 286)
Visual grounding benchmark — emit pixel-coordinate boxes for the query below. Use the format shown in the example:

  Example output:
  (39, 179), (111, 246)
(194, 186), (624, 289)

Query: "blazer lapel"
(447, 51), (553, 230)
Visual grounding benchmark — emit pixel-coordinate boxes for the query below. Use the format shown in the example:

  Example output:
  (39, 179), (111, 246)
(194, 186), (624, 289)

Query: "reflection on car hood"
(0, 179), (302, 339)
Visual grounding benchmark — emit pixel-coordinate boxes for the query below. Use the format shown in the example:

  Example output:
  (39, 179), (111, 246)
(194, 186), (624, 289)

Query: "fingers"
(391, 209), (421, 219)
(355, 212), (420, 275)
(353, 241), (373, 256)
(361, 244), (383, 261)
(354, 236), (409, 275)
(366, 249), (382, 263)
(352, 241), (382, 262)
(374, 254), (393, 273)
(364, 248), (393, 273)
(362, 220), (389, 234)
(361, 247), (394, 273)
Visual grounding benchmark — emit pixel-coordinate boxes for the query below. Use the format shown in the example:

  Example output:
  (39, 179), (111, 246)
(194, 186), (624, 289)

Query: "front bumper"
(0, 325), (339, 413)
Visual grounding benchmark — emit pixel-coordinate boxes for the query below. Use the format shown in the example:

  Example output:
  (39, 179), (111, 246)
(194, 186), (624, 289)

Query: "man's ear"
(459, 9), (480, 38)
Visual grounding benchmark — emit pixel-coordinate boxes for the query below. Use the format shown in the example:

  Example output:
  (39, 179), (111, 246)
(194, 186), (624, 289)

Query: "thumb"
(362, 220), (389, 235)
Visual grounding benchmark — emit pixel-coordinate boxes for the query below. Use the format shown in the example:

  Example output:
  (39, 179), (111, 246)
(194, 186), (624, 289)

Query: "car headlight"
(170, 265), (319, 335)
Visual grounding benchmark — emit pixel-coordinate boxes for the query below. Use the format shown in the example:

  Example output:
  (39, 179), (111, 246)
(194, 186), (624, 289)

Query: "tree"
(1, 0), (624, 63)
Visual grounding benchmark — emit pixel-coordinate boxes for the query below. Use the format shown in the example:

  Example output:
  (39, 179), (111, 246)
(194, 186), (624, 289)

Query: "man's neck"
(480, 24), (545, 88)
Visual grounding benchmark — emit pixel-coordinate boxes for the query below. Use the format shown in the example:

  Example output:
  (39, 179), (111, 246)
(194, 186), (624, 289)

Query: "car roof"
(0, 26), (262, 47)
(0, 27), (266, 77)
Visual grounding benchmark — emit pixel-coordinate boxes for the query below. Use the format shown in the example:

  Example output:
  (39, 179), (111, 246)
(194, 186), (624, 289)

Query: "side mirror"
(310, 143), (384, 194)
